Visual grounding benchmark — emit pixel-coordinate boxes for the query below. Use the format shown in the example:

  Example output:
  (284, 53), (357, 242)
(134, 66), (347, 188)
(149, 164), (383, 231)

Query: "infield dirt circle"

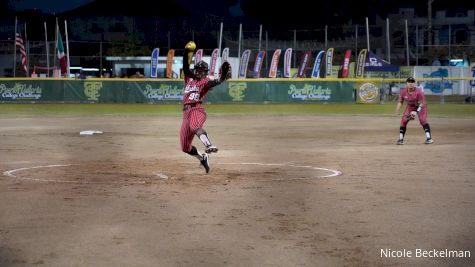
(1, 114), (474, 266)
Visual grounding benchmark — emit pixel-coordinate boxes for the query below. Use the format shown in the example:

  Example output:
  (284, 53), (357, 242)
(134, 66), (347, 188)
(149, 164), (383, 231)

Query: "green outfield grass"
(0, 103), (474, 118)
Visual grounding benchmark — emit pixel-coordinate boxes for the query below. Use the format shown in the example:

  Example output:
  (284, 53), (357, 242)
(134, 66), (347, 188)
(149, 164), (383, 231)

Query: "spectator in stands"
(130, 71), (144, 78)
(78, 71), (87, 79)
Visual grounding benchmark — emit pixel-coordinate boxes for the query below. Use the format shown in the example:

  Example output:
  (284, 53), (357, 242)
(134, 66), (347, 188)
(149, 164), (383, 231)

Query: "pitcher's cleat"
(200, 153), (210, 173)
(205, 145), (218, 153)
(396, 139), (404, 145)
(425, 138), (434, 144)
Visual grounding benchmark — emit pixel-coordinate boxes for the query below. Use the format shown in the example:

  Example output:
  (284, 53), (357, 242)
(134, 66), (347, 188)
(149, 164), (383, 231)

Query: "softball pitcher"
(180, 41), (231, 173)
(395, 77), (434, 145)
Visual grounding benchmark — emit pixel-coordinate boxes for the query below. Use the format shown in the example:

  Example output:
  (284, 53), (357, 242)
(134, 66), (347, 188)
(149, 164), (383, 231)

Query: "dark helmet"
(193, 60), (209, 78)
(195, 61), (209, 71)
(406, 77), (416, 83)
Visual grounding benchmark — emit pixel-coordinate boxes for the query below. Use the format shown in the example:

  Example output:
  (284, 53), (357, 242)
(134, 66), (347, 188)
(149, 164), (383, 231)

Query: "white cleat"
(425, 138), (434, 144)
(205, 145), (218, 153)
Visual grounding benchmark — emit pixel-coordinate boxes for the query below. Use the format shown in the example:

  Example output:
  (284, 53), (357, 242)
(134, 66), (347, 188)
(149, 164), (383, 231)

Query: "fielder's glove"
(219, 61), (231, 82)
(405, 111), (417, 120)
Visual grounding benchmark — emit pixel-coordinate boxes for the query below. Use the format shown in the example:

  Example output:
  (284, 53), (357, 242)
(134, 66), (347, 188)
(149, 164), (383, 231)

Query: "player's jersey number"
(188, 93), (200, 101)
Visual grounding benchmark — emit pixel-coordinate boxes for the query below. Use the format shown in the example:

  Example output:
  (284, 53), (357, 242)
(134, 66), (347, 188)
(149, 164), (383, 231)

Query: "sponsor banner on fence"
(356, 82), (380, 104)
(414, 66), (470, 95)
(0, 79), (354, 103)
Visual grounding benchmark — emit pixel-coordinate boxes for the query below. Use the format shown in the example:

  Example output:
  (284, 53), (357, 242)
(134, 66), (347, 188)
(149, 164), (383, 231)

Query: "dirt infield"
(1, 114), (474, 266)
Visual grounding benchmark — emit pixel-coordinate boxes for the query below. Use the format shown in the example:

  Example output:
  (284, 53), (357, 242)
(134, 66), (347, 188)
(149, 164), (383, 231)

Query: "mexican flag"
(56, 27), (67, 74)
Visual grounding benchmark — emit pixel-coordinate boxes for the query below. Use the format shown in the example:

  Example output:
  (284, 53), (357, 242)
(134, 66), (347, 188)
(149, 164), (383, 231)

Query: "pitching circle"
(3, 162), (342, 184)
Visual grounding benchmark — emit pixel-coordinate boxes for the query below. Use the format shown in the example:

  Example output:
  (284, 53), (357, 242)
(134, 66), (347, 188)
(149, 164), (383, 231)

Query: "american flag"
(15, 32), (28, 73)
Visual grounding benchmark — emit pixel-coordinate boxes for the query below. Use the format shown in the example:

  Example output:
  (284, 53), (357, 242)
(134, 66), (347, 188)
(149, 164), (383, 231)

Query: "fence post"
(440, 77), (445, 104)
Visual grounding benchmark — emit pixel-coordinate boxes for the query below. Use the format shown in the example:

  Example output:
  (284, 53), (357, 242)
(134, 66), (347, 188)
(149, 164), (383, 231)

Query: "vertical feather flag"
(297, 51), (311, 78)
(283, 48), (292, 78)
(268, 49), (281, 78)
(238, 49), (251, 78)
(222, 48), (230, 62)
(166, 49), (174, 78)
(325, 48), (334, 78)
(341, 49), (352, 78)
(150, 48), (159, 78)
(209, 48), (220, 77)
(194, 49), (203, 65)
(56, 26), (67, 75)
(252, 51), (266, 78)
(311, 50), (325, 78)
(356, 49), (367, 78)
(15, 28), (28, 73)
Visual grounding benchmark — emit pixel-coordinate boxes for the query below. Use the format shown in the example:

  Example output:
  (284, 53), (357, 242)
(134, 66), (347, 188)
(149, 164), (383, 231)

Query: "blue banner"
(311, 50), (325, 78)
(252, 51), (266, 78)
(150, 48), (159, 78)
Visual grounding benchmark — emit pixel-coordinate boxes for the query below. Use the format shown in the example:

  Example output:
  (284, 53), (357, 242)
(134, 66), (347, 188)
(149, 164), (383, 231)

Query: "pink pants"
(180, 107), (207, 153)
(400, 106), (428, 126)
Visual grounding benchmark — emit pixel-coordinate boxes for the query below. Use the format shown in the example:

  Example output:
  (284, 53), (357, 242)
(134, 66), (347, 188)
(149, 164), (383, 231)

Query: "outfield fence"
(0, 78), (474, 104)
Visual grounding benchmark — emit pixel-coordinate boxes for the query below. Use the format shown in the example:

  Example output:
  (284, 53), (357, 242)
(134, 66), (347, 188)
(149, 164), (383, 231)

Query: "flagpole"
(54, 18), (58, 73)
(25, 22), (29, 76)
(238, 24), (242, 65)
(64, 20), (70, 78)
(44, 22), (50, 77)
(13, 17), (17, 78)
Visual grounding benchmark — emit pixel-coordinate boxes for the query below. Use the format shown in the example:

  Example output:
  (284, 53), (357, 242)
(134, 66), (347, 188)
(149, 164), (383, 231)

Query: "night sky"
(7, 0), (94, 13)
(3, 0), (475, 29)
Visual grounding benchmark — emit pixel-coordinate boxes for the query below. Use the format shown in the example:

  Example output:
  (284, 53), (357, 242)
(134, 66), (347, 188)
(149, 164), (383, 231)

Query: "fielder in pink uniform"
(395, 77), (434, 145)
(180, 41), (229, 173)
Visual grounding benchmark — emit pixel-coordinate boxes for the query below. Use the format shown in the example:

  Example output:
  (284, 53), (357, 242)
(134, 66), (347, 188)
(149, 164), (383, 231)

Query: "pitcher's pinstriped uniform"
(180, 77), (214, 153)
(179, 41), (226, 173)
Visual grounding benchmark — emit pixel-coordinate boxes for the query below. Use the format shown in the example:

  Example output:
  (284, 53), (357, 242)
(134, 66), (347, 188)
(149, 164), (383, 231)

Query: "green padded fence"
(0, 79), (356, 103)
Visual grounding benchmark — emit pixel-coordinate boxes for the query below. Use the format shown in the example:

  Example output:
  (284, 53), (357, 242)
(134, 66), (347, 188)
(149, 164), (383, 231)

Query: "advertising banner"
(238, 50), (251, 78)
(284, 48), (292, 78)
(166, 49), (174, 79)
(268, 49), (282, 78)
(150, 48), (159, 78)
(210, 48), (220, 77)
(341, 49), (352, 78)
(325, 48), (334, 77)
(297, 51), (311, 78)
(356, 49), (367, 78)
(252, 51), (266, 78)
(311, 50), (325, 78)
(194, 49), (203, 65)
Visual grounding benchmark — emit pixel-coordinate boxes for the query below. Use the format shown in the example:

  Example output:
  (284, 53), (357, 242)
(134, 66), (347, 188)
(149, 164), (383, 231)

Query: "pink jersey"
(182, 76), (212, 105)
(399, 87), (426, 108)
(399, 87), (428, 126)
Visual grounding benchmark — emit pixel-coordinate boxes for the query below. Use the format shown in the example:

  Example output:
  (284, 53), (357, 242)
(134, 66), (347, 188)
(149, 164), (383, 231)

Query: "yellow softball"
(186, 41), (196, 51)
